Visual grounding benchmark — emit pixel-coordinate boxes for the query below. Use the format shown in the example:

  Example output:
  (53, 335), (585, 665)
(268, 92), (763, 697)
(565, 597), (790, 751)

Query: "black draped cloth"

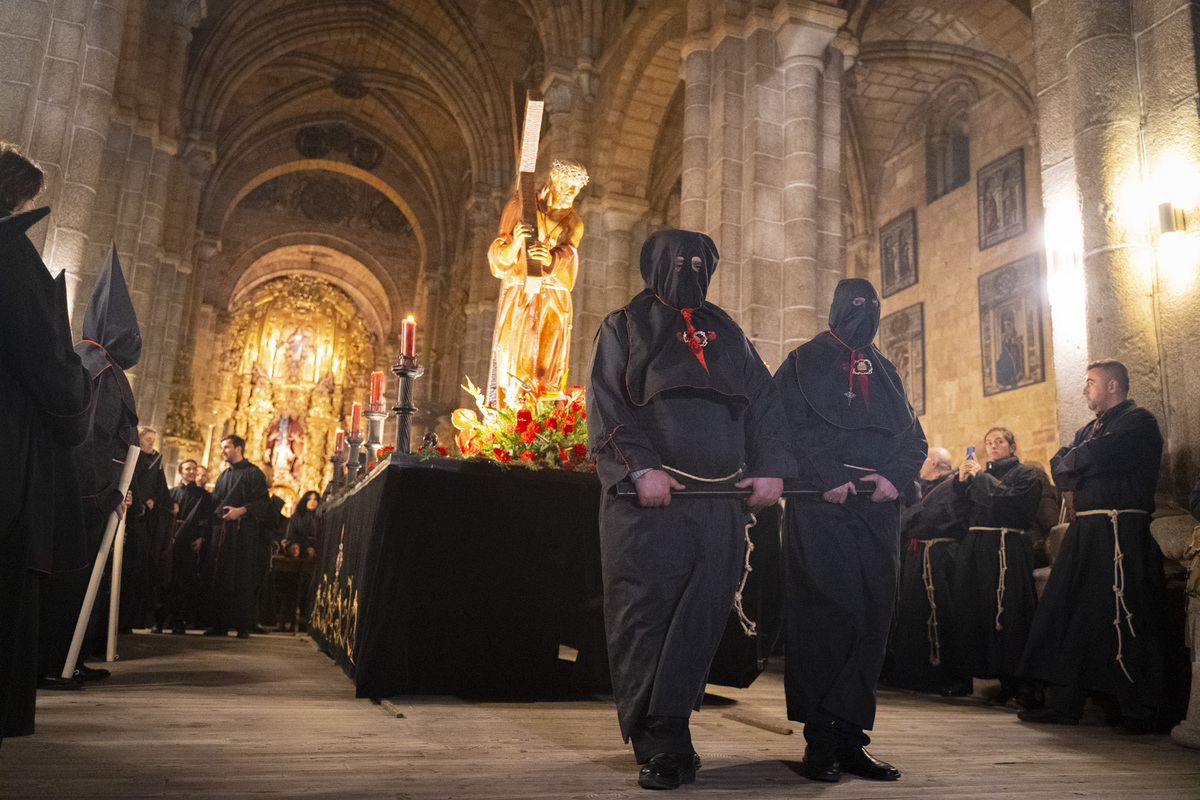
(886, 473), (968, 692)
(774, 278), (926, 753)
(588, 229), (796, 761)
(166, 482), (214, 629)
(952, 455), (1040, 679)
(1021, 400), (1165, 718)
(0, 208), (91, 743)
(206, 459), (271, 632)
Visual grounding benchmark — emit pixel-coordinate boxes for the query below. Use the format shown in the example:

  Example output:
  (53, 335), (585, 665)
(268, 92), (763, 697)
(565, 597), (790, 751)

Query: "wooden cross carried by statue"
(514, 88), (544, 295)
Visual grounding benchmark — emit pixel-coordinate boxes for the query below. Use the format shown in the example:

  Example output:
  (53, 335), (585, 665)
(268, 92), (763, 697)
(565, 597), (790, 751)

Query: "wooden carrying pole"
(62, 443), (141, 677)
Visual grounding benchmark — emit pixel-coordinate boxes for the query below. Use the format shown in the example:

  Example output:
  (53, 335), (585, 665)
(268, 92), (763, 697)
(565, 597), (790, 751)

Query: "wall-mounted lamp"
(1159, 202), (1187, 234)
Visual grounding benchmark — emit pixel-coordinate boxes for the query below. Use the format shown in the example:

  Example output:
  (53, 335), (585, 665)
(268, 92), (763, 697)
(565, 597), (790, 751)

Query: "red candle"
(402, 315), (416, 358)
(350, 402), (361, 436)
(333, 428), (345, 457)
(369, 370), (385, 405)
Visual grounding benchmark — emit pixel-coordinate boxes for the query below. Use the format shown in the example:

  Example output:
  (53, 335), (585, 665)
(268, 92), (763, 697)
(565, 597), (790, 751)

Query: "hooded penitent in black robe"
(886, 473), (969, 692)
(0, 209), (92, 743)
(48, 245), (142, 669)
(206, 459), (271, 633)
(774, 278), (926, 757)
(951, 455), (1040, 683)
(588, 229), (796, 763)
(166, 481), (214, 629)
(1021, 400), (1165, 722)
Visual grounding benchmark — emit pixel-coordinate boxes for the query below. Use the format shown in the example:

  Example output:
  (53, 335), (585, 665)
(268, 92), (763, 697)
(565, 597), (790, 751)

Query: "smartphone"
(966, 445), (976, 460)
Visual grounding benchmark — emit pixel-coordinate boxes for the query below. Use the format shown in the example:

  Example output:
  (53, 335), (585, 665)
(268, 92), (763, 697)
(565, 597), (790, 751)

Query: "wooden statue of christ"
(486, 160), (588, 405)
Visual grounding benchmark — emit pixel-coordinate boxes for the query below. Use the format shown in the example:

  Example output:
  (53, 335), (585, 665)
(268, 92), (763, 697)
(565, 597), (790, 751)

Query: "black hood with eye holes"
(784, 279), (916, 434)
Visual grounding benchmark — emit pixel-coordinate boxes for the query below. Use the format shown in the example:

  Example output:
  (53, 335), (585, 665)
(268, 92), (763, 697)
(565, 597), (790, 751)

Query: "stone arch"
(923, 76), (980, 202)
(589, 1), (686, 199)
(182, 0), (513, 189)
(216, 234), (406, 341)
(205, 159), (429, 272)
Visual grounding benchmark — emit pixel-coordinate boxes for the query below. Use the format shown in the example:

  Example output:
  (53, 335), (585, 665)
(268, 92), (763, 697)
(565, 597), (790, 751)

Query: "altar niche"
(214, 275), (375, 506)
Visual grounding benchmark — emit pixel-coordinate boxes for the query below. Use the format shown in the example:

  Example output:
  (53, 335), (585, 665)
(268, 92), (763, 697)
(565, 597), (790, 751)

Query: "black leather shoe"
(940, 679), (973, 697)
(38, 675), (83, 691)
(236, 629), (251, 639)
(171, 627), (187, 635)
(797, 755), (840, 783)
(1018, 707), (1078, 725)
(202, 628), (228, 637)
(839, 747), (900, 781)
(638, 753), (696, 790)
(73, 663), (111, 681)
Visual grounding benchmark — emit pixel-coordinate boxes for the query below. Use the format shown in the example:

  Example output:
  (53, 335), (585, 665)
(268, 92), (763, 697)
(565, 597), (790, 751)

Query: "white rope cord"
(733, 513), (757, 637)
(662, 465), (745, 483)
(920, 538), (956, 667)
(969, 526), (1022, 631)
(1076, 508), (1149, 684)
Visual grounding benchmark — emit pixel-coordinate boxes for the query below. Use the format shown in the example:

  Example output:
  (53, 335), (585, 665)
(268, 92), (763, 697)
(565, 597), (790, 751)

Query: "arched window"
(925, 79), (978, 204)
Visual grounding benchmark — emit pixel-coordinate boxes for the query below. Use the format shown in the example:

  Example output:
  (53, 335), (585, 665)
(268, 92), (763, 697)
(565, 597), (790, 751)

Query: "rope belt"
(662, 464), (758, 637)
(1075, 508), (1151, 684)
(968, 526), (1023, 631)
(919, 537), (956, 667)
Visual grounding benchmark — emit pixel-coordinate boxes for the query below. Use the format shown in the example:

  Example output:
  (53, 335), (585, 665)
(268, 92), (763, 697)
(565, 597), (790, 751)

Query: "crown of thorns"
(550, 160), (589, 185)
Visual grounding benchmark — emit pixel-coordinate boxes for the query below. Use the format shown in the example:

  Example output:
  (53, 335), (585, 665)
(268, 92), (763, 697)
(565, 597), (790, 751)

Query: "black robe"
(774, 279), (926, 739)
(206, 459), (271, 631)
(588, 229), (796, 759)
(774, 350), (926, 732)
(1021, 400), (1164, 713)
(886, 473), (969, 692)
(0, 209), (91, 742)
(166, 482), (214, 627)
(952, 455), (1040, 678)
(124, 449), (173, 628)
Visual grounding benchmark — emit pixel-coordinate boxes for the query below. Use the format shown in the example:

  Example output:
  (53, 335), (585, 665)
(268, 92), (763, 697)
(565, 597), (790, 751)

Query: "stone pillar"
(775, 13), (839, 362)
(680, 1), (844, 370)
(1035, 0), (1163, 437)
(572, 194), (649, 384)
(0, 0), (129, 302)
(459, 189), (506, 406)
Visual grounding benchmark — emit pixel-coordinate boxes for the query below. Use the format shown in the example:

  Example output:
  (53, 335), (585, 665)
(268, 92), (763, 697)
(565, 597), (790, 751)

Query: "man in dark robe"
(40, 245), (142, 686)
(128, 427), (173, 632)
(952, 427), (1041, 707)
(886, 447), (971, 694)
(774, 278), (926, 783)
(0, 189), (92, 742)
(1020, 360), (1165, 735)
(205, 434), (272, 638)
(166, 459), (213, 634)
(588, 229), (795, 790)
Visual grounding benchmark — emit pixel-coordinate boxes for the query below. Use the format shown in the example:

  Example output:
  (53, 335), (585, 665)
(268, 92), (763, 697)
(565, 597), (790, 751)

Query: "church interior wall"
(871, 86), (1059, 471)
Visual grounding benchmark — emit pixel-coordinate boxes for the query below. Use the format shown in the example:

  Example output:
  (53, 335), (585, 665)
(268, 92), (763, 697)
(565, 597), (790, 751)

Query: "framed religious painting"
(978, 255), (1045, 397)
(879, 209), (918, 298)
(977, 147), (1026, 250)
(878, 302), (925, 416)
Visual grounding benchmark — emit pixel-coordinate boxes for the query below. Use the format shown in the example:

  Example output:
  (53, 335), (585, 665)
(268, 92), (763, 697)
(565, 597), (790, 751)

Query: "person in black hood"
(51, 245), (142, 675)
(0, 145), (92, 743)
(588, 229), (796, 790)
(951, 427), (1041, 707)
(774, 278), (927, 784)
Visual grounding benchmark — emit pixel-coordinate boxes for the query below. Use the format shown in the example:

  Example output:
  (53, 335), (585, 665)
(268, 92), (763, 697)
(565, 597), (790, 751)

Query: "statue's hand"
(528, 241), (552, 266)
(512, 222), (533, 242)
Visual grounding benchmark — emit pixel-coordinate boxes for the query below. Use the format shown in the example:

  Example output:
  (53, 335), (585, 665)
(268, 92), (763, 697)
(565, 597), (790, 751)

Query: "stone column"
(459, 189), (506, 406)
(572, 194), (649, 384)
(679, 1), (843, 370)
(775, 11), (839, 362)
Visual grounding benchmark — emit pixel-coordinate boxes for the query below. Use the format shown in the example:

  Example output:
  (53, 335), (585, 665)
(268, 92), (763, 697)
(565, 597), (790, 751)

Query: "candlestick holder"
(392, 355), (425, 455)
(364, 404), (387, 460)
(345, 433), (364, 485)
(329, 449), (346, 492)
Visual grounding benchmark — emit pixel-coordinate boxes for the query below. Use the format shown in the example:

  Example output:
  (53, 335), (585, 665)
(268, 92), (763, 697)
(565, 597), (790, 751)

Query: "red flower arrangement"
(451, 378), (593, 472)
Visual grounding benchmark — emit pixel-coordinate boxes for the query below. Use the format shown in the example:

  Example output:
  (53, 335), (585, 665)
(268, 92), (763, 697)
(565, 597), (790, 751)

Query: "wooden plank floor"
(2, 632), (1198, 798)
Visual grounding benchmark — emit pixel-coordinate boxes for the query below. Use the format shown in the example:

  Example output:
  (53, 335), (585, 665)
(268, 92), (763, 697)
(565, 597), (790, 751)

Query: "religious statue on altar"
(486, 159), (588, 405)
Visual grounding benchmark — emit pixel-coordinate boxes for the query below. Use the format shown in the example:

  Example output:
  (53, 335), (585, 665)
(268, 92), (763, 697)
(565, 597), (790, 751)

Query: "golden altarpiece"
(212, 276), (374, 509)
